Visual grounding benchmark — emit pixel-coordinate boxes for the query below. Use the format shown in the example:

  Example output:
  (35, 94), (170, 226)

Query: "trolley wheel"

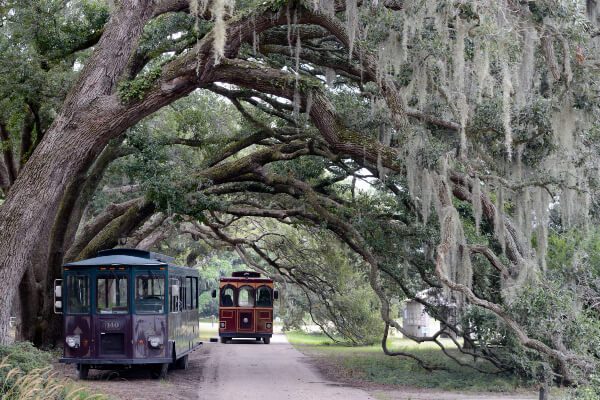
(220, 337), (228, 344)
(75, 364), (89, 380)
(175, 354), (189, 370)
(263, 337), (270, 344)
(151, 363), (169, 379)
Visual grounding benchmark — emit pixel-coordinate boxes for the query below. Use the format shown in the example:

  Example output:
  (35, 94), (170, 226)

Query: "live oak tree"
(1, 0), (600, 392)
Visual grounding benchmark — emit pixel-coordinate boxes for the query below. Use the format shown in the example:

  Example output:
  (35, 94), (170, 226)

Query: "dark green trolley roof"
(64, 248), (173, 268)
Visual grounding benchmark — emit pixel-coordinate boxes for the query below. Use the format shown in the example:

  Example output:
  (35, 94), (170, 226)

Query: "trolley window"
(185, 277), (193, 310)
(193, 277), (198, 308)
(96, 274), (129, 314)
(220, 285), (235, 307)
(170, 277), (180, 312)
(66, 275), (91, 314)
(134, 273), (165, 314)
(238, 285), (255, 307)
(256, 286), (272, 307)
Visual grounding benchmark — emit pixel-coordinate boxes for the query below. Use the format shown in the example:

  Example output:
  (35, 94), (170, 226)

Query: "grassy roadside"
(0, 341), (113, 399)
(285, 330), (533, 393)
(199, 321), (218, 341)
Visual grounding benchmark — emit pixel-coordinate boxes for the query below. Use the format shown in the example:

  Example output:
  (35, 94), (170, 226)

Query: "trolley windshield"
(134, 273), (165, 313)
(65, 274), (91, 314)
(96, 273), (129, 314)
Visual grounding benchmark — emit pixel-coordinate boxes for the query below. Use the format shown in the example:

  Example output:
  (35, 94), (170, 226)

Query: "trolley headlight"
(220, 322), (225, 328)
(148, 336), (161, 348)
(266, 323), (272, 329)
(66, 335), (80, 349)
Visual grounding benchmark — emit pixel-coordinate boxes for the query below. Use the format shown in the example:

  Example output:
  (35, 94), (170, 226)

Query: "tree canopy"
(0, 0), (600, 395)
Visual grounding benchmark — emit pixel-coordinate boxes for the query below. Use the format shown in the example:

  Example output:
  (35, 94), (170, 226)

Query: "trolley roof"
(64, 248), (171, 268)
(220, 271), (273, 283)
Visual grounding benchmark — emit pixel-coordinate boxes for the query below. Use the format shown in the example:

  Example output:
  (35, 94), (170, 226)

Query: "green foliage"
(196, 252), (240, 316)
(118, 66), (162, 103)
(497, 229), (600, 384)
(0, 341), (52, 375)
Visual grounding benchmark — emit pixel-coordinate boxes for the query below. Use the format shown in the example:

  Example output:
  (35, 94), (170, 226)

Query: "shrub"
(0, 341), (110, 400)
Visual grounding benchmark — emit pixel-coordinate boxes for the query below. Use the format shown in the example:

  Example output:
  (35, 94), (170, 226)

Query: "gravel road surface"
(198, 334), (375, 399)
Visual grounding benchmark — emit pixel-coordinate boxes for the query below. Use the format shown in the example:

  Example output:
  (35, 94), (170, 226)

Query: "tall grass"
(0, 342), (110, 400)
(0, 357), (110, 400)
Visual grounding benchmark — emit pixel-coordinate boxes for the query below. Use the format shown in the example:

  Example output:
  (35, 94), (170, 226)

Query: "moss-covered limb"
(65, 198), (144, 262)
(448, 171), (533, 273)
(136, 216), (174, 250)
(435, 241), (591, 384)
(118, 66), (163, 103)
(259, 25), (330, 47)
(214, 58), (403, 173)
(301, 7), (407, 127)
(259, 43), (363, 80)
(205, 130), (271, 168)
(208, 84), (297, 126)
(207, 84), (294, 113)
(18, 106), (35, 170)
(0, 122), (17, 186)
(197, 140), (309, 184)
(75, 199), (155, 261)
(0, 156), (9, 197)
(126, 212), (166, 248)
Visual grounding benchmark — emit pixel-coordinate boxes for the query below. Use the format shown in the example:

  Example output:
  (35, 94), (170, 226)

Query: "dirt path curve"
(198, 334), (375, 400)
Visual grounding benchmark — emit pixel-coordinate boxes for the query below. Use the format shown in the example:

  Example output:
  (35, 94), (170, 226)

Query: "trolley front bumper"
(219, 332), (272, 338)
(59, 358), (173, 365)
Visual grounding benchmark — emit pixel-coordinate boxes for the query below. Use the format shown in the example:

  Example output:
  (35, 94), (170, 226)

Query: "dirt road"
(199, 334), (375, 400)
(53, 334), (538, 400)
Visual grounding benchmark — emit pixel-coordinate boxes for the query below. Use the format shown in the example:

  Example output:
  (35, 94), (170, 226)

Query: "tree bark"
(0, 0), (156, 343)
(136, 217), (174, 250)
(127, 213), (166, 248)
(65, 198), (144, 262)
(75, 199), (155, 261)
(10, 135), (128, 345)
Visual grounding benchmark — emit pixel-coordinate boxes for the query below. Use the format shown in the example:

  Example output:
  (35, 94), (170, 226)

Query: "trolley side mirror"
(211, 289), (216, 298)
(273, 290), (279, 300)
(54, 279), (63, 314)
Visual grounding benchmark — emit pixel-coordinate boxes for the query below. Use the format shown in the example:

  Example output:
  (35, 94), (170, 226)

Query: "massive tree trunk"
(0, 0), (156, 344)
(11, 136), (127, 345)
